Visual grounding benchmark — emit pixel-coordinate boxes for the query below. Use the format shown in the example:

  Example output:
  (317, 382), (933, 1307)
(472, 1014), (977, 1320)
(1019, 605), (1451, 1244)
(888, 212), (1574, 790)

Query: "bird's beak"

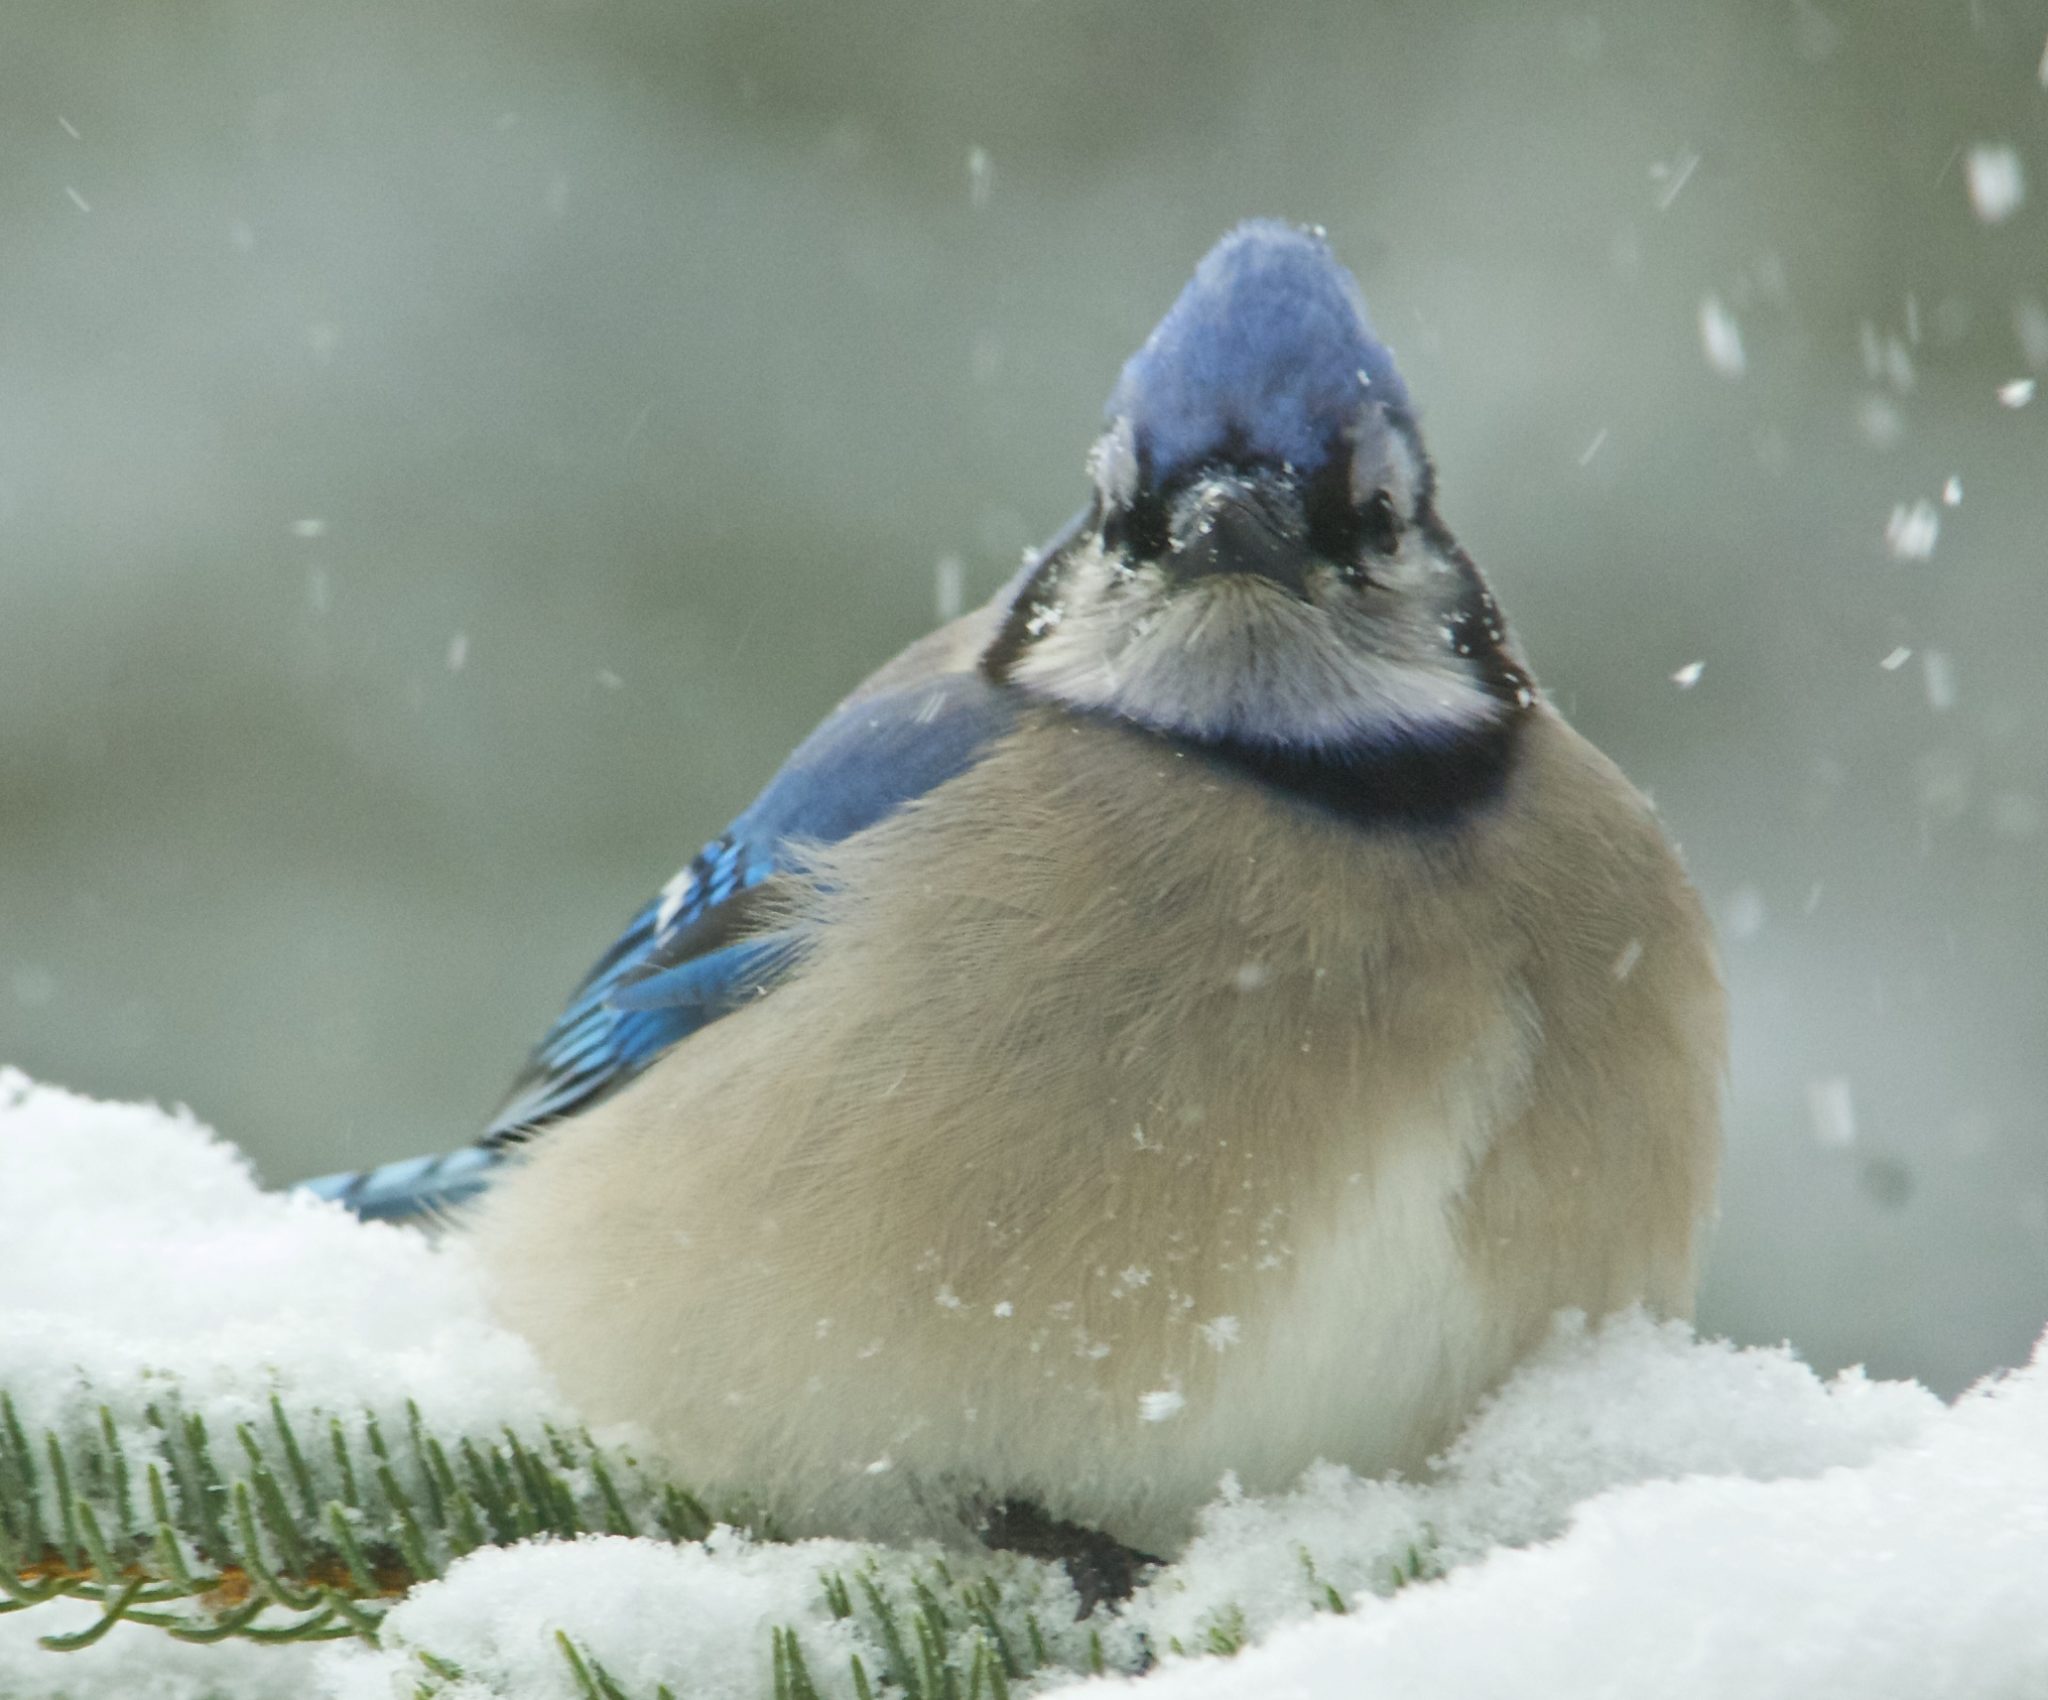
(1163, 473), (1314, 598)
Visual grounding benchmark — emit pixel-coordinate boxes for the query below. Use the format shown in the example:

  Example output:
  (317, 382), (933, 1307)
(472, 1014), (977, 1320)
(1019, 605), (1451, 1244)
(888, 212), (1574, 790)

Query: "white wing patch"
(654, 866), (697, 936)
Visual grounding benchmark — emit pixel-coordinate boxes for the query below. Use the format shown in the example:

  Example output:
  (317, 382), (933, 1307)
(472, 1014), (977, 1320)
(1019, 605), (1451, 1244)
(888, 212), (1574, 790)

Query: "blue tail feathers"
(296, 1145), (503, 1224)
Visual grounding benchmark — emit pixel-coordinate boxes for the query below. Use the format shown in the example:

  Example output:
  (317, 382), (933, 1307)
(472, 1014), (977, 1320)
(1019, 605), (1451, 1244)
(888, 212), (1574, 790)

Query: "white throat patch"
(1005, 539), (1508, 749)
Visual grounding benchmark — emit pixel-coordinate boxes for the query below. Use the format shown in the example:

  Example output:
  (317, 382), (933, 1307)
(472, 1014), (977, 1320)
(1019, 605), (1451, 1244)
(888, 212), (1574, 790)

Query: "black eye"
(1103, 487), (1170, 560)
(1305, 459), (1403, 570)
(1358, 489), (1403, 556)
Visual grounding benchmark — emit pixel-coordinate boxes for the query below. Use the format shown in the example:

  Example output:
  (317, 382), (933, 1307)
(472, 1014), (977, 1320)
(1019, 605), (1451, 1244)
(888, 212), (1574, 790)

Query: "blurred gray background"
(3, 1), (2044, 1395)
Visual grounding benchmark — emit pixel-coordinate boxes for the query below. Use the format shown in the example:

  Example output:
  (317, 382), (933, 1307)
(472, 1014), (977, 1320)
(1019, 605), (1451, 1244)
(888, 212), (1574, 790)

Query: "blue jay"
(304, 222), (1722, 1568)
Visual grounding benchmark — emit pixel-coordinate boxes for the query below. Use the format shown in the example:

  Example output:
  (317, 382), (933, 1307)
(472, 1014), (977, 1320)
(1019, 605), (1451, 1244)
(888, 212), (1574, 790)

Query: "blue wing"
(296, 666), (1016, 1220)
(486, 666), (1016, 1140)
(478, 834), (785, 1141)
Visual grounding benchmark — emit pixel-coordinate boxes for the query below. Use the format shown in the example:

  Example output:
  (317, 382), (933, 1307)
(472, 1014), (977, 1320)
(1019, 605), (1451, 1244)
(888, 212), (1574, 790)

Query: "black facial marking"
(1101, 483), (1170, 561)
(981, 505), (1095, 682)
(1357, 489), (1403, 556)
(1301, 455), (1368, 565)
(1415, 503), (1531, 706)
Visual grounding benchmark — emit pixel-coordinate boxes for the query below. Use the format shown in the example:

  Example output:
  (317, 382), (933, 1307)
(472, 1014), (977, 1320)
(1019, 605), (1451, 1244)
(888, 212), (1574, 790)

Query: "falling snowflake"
(1884, 501), (1939, 561)
(934, 556), (964, 621)
(1138, 1387), (1186, 1423)
(1699, 295), (1746, 377)
(1965, 145), (2026, 224)
(1923, 650), (1958, 712)
(1807, 1078), (1857, 1150)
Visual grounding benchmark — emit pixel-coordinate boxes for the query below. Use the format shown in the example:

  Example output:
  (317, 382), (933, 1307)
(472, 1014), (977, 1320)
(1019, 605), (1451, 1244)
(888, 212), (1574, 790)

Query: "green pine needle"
(1, 1378), (1359, 1697)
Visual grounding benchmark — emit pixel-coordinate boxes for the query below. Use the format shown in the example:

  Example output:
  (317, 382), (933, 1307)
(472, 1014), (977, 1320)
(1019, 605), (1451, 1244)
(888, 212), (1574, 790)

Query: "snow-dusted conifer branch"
(0, 1386), (711, 1651)
(0, 1376), (1143, 1697)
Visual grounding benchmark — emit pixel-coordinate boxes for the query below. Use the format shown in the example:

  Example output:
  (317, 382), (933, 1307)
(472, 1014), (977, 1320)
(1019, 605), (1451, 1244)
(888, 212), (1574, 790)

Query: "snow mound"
(1118, 1336), (2048, 1699)
(0, 1067), (559, 1440)
(2, 1072), (2042, 1700)
(1135, 1311), (1942, 1658)
(320, 1531), (878, 1700)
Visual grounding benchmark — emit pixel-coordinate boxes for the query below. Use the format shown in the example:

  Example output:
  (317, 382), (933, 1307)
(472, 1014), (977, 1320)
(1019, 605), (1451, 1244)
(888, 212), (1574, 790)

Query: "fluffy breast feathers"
(468, 703), (1721, 1555)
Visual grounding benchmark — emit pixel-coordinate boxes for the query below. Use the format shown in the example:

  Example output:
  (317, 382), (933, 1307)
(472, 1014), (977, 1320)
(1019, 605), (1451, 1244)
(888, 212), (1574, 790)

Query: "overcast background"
(3, 1), (2044, 1395)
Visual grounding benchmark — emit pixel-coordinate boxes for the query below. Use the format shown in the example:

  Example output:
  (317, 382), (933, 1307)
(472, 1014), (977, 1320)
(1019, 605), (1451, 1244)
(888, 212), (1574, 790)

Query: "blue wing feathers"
(298, 665), (1016, 1217)
(486, 668), (1014, 1141)
(297, 1146), (501, 1224)
(608, 932), (802, 1014)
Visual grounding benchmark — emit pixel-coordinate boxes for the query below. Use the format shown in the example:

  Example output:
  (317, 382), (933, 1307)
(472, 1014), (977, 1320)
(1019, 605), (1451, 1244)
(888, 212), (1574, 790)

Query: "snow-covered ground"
(3, 1069), (2044, 1699)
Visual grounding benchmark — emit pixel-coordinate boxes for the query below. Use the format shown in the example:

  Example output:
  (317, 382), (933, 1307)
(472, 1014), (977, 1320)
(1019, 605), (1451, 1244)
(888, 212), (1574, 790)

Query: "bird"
(302, 220), (1723, 1578)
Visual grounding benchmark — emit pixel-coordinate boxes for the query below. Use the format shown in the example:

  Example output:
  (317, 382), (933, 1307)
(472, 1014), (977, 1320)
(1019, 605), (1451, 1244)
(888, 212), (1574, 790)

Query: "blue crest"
(1106, 221), (1409, 484)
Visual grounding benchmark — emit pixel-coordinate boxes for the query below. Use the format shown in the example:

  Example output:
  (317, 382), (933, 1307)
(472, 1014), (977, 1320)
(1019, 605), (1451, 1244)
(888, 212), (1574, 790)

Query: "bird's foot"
(975, 1497), (1163, 1617)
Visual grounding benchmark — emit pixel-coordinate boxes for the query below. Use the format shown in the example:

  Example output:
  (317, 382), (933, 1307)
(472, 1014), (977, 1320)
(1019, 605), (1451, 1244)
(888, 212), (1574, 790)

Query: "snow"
(3, 1073), (2045, 1699)
(1805, 1076), (1858, 1149)
(1883, 498), (1939, 560)
(1138, 1387), (1188, 1423)
(0, 1069), (561, 1444)
(967, 145), (994, 210)
(1697, 295), (1745, 377)
(934, 554), (966, 620)
(322, 1532), (877, 1700)
(1964, 144), (2026, 223)
(1649, 150), (1698, 213)
(1, 1603), (329, 1700)
(1923, 649), (1958, 713)
(1114, 1339), (2048, 1700)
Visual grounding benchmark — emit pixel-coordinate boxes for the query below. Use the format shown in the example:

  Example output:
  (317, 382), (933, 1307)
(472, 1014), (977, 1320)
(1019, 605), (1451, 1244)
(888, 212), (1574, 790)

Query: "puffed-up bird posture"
(304, 221), (1723, 1568)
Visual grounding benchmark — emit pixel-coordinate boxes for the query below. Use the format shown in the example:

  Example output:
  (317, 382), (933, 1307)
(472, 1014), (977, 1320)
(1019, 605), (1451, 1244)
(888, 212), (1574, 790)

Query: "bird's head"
(986, 221), (1531, 757)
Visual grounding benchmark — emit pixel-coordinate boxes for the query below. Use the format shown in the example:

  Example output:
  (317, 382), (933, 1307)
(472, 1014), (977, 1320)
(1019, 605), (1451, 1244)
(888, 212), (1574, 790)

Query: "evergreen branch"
(2, 1383), (720, 1659)
(4, 1378), (1356, 1697)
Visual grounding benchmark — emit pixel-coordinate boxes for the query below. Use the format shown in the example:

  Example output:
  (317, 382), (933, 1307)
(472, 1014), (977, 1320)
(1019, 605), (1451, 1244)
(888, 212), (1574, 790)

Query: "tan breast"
(468, 704), (1722, 1554)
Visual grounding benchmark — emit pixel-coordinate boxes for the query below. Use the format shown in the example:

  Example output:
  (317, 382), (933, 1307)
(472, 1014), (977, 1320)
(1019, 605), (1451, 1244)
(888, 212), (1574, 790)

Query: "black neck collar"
(1157, 712), (1525, 831)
